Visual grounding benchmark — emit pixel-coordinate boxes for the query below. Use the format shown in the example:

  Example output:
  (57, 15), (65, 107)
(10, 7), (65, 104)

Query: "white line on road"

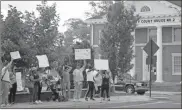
(110, 101), (165, 108)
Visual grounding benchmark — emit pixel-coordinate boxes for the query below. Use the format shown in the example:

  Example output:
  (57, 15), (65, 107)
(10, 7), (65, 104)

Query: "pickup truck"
(115, 73), (149, 95)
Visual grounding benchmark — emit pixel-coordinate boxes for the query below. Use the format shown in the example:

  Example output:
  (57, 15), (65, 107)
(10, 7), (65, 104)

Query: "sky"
(1, 1), (91, 33)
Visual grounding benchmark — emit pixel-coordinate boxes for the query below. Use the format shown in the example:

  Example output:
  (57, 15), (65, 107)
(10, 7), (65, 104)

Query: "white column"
(130, 31), (135, 77)
(91, 24), (94, 45)
(156, 26), (163, 82)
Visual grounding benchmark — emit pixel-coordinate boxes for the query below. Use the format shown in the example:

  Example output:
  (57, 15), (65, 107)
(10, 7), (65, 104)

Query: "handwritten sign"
(16, 72), (23, 91)
(10, 51), (21, 59)
(36, 55), (49, 68)
(75, 49), (91, 60)
(94, 59), (109, 70)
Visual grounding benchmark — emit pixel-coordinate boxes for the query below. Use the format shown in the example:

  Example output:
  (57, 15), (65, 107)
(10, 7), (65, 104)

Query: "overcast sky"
(1, 1), (91, 32)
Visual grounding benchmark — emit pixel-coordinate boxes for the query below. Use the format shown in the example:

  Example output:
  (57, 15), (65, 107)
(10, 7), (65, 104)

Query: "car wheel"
(125, 85), (135, 94)
(137, 91), (145, 95)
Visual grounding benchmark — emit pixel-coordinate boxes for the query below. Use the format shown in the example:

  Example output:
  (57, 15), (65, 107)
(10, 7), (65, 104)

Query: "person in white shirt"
(85, 64), (97, 101)
(72, 60), (86, 102)
(1, 58), (13, 107)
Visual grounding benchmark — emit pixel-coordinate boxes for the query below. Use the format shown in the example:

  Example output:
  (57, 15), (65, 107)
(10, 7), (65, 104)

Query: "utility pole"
(0, 0), (3, 105)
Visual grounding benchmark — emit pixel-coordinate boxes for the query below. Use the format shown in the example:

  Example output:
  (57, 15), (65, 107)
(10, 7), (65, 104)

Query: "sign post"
(143, 39), (159, 97)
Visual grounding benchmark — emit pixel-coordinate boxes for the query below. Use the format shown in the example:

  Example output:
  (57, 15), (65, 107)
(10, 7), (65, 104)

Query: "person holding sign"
(85, 64), (97, 101)
(62, 65), (72, 101)
(100, 70), (113, 103)
(73, 60), (86, 102)
(1, 58), (13, 107)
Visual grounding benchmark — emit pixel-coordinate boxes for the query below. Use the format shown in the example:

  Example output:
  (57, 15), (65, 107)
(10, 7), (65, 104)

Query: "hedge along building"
(85, 1), (181, 82)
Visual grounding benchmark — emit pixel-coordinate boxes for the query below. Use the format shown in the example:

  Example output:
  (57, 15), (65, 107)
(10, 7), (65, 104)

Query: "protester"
(1, 58), (13, 107)
(9, 65), (17, 104)
(73, 60), (86, 102)
(85, 64), (97, 101)
(32, 67), (40, 104)
(25, 69), (35, 104)
(100, 70), (113, 102)
(62, 65), (72, 101)
(93, 70), (102, 98)
(37, 68), (43, 104)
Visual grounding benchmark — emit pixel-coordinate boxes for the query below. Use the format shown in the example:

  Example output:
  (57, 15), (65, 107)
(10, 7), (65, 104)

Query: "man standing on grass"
(73, 60), (86, 102)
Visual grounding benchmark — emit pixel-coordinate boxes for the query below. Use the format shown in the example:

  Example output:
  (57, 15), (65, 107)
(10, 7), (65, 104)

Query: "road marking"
(110, 101), (165, 108)
(170, 103), (181, 105)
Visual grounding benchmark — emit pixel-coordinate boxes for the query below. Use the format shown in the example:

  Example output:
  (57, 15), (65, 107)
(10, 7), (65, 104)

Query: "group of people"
(73, 60), (113, 102)
(1, 58), (113, 107)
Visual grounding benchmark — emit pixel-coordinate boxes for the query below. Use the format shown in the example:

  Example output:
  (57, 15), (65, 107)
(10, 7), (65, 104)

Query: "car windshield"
(123, 73), (135, 80)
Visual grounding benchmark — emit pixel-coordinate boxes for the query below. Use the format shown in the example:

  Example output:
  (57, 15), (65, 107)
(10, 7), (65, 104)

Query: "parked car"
(115, 73), (149, 95)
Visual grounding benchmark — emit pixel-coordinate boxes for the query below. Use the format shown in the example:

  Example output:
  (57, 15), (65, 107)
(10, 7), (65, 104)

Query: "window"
(141, 6), (150, 12)
(148, 28), (157, 43)
(172, 53), (181, 75)
(173, 27), (181, 42)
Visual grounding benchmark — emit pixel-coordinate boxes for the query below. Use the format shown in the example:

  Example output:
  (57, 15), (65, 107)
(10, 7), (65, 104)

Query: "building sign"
(137, 17), (180, 24)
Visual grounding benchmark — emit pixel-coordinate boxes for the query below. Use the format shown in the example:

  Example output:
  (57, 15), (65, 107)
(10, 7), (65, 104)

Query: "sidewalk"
(145, 91), (181, 95)
(2, 95), (153, 108)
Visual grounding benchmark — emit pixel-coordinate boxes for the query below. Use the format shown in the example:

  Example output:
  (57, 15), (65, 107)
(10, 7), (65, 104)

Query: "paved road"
(2, 93), (181, 109)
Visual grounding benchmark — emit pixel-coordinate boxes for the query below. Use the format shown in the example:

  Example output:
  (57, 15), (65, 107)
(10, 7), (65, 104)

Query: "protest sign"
(36, 55), (49, 68)
(10, 51), (21, 59)
(75, 49), (91, 60)
(16, 72), (23, 91)
(94, 59), (109, 70)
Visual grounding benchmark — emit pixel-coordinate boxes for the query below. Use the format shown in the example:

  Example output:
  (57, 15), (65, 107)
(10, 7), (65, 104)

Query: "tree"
(1, 2), (64, 68)
(63, 18), (90, 47)
(85, 1), (114, 18)
(1, 5), (29, 67)
(100, 2), (140, 78)
(23, 2), (63, 68)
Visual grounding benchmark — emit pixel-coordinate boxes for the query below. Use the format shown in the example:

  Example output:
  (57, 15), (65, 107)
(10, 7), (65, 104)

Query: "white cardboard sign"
(16, 72), (23, 91)
(94, 59), (109, 70)
(36, 55), (49, 68)
(75, 49), (91, 60)
(10, 51), (21, 59)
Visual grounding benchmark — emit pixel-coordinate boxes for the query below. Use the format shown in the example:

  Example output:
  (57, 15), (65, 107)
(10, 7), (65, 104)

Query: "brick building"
(85, 1), (181, 82)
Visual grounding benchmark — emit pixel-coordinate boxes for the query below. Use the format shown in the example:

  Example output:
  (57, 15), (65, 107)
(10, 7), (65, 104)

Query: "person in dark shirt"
(100, 70), (111, 103)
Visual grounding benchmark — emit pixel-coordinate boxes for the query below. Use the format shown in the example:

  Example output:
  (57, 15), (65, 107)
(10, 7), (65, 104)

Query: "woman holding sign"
(100, 70), (113, 103)
(73, 60), (86, 102)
